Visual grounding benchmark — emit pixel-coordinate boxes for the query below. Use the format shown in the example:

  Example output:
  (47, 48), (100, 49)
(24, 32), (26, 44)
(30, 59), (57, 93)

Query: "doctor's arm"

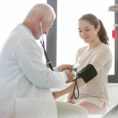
(55, 64), (74, 83)
(15, 39), (74, 89)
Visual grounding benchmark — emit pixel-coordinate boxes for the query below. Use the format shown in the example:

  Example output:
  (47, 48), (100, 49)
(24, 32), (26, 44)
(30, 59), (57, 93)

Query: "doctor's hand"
(58, 64), (73, 72)
(64, 70), (75, 83)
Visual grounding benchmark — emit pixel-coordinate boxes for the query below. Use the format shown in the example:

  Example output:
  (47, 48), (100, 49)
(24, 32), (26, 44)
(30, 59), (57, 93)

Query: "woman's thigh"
(56, 101), (88, 118)
(75, 101), (106, 114)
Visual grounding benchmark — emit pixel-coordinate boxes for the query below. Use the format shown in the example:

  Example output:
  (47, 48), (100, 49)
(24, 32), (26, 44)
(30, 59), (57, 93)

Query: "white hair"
(25, 3), (56, 22)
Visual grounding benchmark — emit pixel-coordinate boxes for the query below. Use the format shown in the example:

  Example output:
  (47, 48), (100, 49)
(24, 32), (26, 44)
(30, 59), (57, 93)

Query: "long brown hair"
(79, 14), (109, 44)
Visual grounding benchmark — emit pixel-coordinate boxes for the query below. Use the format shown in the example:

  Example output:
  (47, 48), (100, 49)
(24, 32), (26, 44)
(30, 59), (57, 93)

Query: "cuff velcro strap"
(76, 64), (97, 83)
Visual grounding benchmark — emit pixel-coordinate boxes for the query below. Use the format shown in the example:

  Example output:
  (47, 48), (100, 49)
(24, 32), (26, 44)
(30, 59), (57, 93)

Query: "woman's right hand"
(52, 91), (62, 99)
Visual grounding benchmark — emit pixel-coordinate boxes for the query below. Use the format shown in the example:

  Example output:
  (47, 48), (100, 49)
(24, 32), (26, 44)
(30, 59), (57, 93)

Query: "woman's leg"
(56, 101), (88, 118)
(75, 101), (106, 114)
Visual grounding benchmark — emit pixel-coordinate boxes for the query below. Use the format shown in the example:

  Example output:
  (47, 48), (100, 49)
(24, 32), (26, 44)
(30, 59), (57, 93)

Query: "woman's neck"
(88, 37), (102, 50)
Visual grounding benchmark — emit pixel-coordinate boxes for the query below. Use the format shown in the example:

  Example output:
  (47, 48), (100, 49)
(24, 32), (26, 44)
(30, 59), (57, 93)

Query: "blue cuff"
(54, 67), (58, 72)
(63, 72), (68, 82)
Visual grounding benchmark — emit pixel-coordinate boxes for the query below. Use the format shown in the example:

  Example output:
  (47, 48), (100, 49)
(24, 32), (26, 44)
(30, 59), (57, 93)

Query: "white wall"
(107, 84), (118, 110)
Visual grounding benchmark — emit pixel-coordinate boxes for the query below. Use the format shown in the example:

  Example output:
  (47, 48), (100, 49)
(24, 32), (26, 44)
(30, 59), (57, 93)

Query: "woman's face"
(78, 20), (100, 44)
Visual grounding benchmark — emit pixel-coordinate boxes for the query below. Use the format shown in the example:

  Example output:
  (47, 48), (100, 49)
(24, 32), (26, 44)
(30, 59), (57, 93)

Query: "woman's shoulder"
(77, 45), (87, 53)
(95, 43), (112, 59)
(100, 43), (112, 53)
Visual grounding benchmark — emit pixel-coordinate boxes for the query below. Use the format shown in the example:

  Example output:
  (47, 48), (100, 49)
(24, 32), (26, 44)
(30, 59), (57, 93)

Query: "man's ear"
(37, 15), (43, 25)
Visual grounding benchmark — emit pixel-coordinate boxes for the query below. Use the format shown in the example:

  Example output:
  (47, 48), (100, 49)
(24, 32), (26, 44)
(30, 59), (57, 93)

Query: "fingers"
(64, 70), (75, 83)
(52, 91), (61, 99)
(66, 65), (74, 72)
(58, 64), (74, 72)
(52, 92), (57, 99)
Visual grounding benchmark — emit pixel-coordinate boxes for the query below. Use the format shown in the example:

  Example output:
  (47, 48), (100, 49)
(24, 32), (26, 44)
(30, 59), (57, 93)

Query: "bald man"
(0, 4), (88, 118)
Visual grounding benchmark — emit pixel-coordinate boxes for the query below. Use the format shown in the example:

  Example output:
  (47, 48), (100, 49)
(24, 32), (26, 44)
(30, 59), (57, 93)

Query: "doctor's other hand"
(58, 64), (73, 72)
(64, 70), (75, 83)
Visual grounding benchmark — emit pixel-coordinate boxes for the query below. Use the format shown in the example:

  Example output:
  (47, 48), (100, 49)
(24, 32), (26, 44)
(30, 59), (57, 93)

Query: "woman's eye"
(79, 30), (82, 33)
(85, 29), (90, 32)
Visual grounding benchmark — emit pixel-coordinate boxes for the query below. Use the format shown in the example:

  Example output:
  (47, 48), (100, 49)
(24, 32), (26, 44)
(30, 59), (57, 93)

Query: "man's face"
(33, 18), (54, 40)
(42, 20), (54, 35)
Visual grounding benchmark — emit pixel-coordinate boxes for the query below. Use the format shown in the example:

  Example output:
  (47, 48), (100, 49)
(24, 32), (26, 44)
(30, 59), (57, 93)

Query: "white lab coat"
(0, 24), (66, 118)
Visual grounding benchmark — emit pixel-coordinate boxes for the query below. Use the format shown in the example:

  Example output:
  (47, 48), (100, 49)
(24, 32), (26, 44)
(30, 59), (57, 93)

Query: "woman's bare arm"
(52, 77), (85, 99)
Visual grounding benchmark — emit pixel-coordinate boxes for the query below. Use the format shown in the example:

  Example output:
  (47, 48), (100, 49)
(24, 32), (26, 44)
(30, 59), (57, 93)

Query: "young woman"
(52, 14), (112, 114)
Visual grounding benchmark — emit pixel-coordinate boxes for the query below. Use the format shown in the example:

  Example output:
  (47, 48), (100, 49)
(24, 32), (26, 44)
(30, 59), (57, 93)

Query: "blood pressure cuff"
(76, 64), (97, 83)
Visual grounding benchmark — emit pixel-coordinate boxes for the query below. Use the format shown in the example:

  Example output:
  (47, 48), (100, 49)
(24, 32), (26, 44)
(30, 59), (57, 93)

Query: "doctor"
(0, 3), (88, 118)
